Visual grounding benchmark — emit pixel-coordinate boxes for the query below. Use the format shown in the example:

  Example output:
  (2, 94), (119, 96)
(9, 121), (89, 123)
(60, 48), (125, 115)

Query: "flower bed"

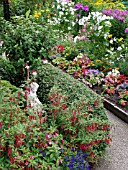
(0, 64), (111, 169)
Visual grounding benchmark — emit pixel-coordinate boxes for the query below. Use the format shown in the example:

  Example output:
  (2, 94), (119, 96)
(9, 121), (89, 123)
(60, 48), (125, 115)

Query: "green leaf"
(26, 9), (31, 19)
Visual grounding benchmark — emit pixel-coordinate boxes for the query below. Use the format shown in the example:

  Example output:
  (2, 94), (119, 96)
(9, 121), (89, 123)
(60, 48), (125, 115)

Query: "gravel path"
(93, 110), (128, 170)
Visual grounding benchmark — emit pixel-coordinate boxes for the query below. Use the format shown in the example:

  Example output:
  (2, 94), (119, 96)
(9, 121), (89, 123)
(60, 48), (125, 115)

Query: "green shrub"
(0, 16), (59, 85)
(37, 63), (111, 163)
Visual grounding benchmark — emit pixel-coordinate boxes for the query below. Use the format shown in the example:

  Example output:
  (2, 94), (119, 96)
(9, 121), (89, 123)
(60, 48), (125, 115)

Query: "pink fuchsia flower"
(58, 158), (63, 165)
(42, 58), (48, 64)
(32, 70), (37, 76)
(25, 63), (29, 69)
(48, 141), (52, 145)
(121, 101), (126, 106)
(45, 134), (50, 140)
(125, 28), (128, 33)
(25, 161), (29, 165)
(30, 156), (34, 159)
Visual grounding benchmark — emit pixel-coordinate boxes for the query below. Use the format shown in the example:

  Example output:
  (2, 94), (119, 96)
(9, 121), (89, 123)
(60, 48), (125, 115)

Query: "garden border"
(103, 98), (128, 123)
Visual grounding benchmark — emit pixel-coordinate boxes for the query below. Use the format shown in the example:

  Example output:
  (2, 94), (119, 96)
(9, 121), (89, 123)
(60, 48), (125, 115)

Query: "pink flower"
(25, 161), (29, 165)
(30, 156), (34, 159)
(45, 134), (50, 140)
(58, 158), (63, 165)
(121, 101), (126, 106)
(48, 141), (52, 145)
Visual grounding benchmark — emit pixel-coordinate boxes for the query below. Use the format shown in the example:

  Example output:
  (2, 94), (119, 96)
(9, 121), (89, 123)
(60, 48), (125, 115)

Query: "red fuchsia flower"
(0, 122), (2, 129)
(42, 58), (48, 64)
(32, 70), (37, 76)
(90, 152), (95, 157)
(94, 99), (98, 106)
(18, 91), (20, 99)
(57, 44), (64, 52)
(62, 104), (67, 110)
(61, 139), (64, 144)
(25, 63), (29, 69)
(103, 125), (109, 130)
(10, 157), (14, 164)
(105, 138), (112, 144)
(8, 148), (12, 156)
(9, 97), (15, 101)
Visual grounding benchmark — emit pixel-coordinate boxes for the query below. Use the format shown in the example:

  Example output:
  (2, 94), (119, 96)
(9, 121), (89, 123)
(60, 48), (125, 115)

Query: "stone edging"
(103, 98), (128, 123)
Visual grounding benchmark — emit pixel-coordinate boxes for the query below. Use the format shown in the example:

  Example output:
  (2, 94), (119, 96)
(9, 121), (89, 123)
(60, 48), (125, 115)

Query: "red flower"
(8, 148), (12, 156)
(57, 44), (64, 52)
(62, 104), (67, 110)
(10, 97), (15, 101)
(37, 3), (41, 6)
(90, 152), (95, 157)
(94, 100), (98, 106)
(0, 122), (2, 129)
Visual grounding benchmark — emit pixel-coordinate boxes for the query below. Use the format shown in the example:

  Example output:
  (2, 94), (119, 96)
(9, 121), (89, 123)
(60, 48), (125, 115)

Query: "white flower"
(110, 39), (113, 44)
(104, 21), (111, 27)
(98, 26), (103, 30)
(117, 47), (122, 51)
(42, 58), (48, 64)
(32, 70), (37, 76)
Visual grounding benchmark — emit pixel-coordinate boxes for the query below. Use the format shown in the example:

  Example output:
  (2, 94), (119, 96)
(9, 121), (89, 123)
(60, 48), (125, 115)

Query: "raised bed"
(103, 98), (128, 123)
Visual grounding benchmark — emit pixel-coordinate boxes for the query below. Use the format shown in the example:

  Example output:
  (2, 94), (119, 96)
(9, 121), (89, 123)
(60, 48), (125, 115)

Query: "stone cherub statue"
(28, 82), (42, 112)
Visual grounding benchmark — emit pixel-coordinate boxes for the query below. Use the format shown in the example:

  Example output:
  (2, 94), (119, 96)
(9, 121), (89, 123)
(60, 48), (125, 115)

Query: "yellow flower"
(118, 37), (123, 42)
(92, 64), (95, 66)
(46, 9), (50, 12)
(108, 34), (112, 38)
(47, 15), (50, 18)
(96, 59), (101, 62)
(34, 11), (41, 18)
(115, 68), (119, 70)
(41, 9), (45, 12)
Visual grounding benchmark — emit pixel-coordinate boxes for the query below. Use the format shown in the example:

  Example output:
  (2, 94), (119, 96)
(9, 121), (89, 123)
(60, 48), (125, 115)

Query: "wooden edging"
(103, 98), (128, 123)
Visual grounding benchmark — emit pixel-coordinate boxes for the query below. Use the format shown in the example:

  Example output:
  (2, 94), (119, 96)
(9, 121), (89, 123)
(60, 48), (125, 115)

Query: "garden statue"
(28, 82), (43, 112)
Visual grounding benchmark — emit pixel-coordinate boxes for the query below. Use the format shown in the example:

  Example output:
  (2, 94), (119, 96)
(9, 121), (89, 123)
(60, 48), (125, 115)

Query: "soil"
(92, 85), (128, 113)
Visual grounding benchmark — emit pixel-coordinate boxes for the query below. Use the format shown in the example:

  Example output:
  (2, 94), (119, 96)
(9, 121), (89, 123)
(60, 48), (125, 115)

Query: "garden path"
(93, 110), (128, 170)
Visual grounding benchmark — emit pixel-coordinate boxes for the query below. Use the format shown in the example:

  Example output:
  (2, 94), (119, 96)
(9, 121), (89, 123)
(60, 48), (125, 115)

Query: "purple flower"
(82, 5), (89, 11)
(125, 28), (128, 33)
(74, 3), (83, 10)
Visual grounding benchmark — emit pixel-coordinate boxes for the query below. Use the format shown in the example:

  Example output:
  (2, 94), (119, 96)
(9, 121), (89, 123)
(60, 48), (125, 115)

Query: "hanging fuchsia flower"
(32, 70), (37, 76)
(25, 63), (29, 69)
(57, 44), (64, 52)
(42, 58), (48, 64)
